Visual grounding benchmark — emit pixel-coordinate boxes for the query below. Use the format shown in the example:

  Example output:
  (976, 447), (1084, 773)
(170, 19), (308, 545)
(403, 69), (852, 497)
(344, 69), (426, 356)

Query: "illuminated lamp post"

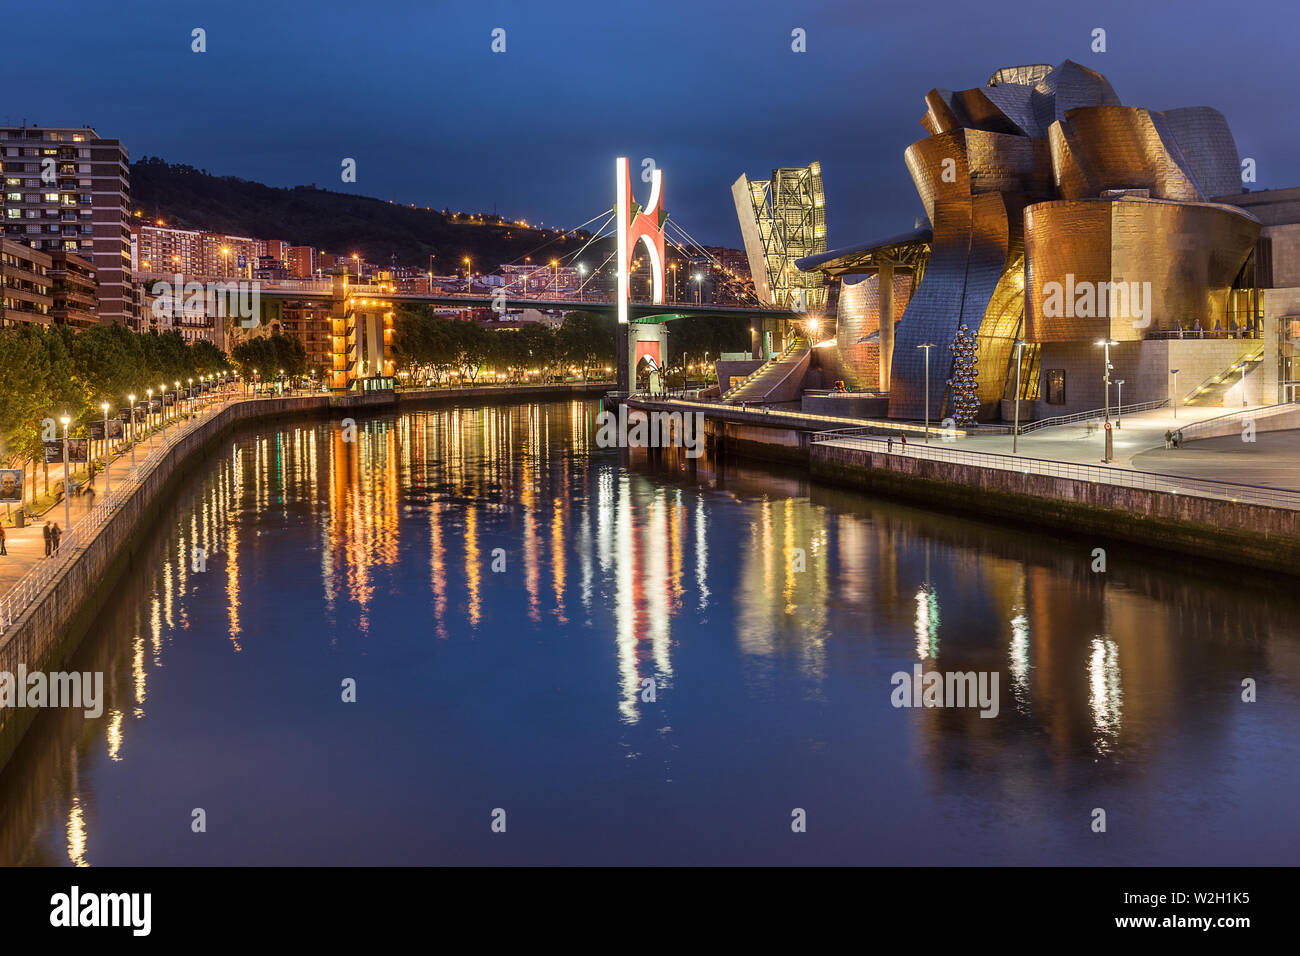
(1012, 339), (1025, 454)
(60, 414), (71, 531)
(916, 343), (936, 442)
(128, 393), (137, 472)
(100, 401), (111, 497)
(1170, 368), (1180, 419)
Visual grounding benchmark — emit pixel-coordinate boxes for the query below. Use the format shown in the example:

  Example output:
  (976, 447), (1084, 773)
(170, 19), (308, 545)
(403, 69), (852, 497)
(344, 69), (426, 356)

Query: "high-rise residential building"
(288, 245), (318, 277)
(0, 238), (53, 327)
(262, 239), (288, 264)
(48, 250), (97, 328)
(0, 124), (132, 325)
(132, 222), (205, 274)
(199, 233), (263, 278)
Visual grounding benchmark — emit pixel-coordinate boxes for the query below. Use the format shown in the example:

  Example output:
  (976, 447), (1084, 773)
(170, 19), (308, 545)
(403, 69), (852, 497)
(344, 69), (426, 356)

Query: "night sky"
(5, 0), (1297, 248)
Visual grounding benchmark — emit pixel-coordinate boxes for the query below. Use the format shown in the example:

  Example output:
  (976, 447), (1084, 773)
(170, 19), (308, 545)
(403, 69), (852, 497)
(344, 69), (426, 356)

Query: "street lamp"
(917, 344), (936, 442)
(1012, 339), (1025, 454)
(550, 259), (558, 297)
(221, 247), (230, 277)
(59, 414), (71, 532)
(100, 401), (111, 497)
(128, 393), (136, 472)
(352, 253), (360, 281)
(463, 257), (472, 295)
(670, 261), (678, 302)
(1095, 339), (1118, 462)
(693, 273), (702, 305)
(160, 384), (168, 437)
(1095, 339), (1118, 423)
(146, 389), (154, 450)
(1170, 368), (1180, 419)
(1115, 379), (1125, 428)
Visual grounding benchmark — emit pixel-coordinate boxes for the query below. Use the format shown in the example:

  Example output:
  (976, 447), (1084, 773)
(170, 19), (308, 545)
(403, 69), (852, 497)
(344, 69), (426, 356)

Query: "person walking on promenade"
(51, 522), (62, 556)
(1164, 429), (1173, 450)
(43, 521), (52, 558)
(0, 522), (7, 556)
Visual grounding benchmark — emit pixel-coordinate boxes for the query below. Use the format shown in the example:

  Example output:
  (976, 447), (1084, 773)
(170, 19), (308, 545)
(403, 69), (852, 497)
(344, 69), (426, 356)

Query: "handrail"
(1177, 401), (1296, 438)
(1017, 398), (1169, 434)
(0, 392), (236, 635)
(811, 429), (1300, 511)
(720, 336), (807, 401)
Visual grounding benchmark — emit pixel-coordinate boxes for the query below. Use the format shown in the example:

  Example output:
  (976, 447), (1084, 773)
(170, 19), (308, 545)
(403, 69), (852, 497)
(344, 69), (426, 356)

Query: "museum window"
(1045, 369), (1066, 405)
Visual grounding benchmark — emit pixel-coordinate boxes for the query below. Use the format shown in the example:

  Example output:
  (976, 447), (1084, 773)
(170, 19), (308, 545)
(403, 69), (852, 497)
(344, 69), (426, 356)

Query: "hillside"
(128, 158), (604, 270)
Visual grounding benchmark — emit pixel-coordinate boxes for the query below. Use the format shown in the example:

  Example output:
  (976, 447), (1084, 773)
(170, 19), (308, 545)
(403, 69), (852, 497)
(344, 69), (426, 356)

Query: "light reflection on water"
(0, 399), (1298, 866)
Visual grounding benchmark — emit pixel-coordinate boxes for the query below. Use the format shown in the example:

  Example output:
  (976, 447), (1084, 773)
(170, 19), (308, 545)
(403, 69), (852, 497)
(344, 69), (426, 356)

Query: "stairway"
(722, 336), (810, 404)
(1182, 347), (1264, 407)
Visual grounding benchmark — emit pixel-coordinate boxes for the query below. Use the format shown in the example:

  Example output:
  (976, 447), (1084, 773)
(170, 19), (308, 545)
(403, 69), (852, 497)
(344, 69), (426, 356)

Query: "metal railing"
(1017, 398), (1169, 434)
(720, 336), (805, 401)
(0, 391), (237, 635)
(811, 429), (1300, 511)
(1177, 402), (1297, 439)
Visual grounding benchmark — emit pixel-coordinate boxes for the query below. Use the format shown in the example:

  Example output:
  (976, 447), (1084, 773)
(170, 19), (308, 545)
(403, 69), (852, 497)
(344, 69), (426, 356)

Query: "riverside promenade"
(0, 380), (605, 771)
(622, 393), (1300, 572)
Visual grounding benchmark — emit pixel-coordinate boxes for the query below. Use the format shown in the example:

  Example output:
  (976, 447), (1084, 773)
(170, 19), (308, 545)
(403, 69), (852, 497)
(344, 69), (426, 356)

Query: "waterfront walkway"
(0, 390), (239, 629)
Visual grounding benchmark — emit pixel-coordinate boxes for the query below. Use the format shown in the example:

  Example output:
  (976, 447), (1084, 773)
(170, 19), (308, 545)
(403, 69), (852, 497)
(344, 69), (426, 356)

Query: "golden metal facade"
(800, 59), (1259, 420)
(1024, 198), (1260, 341)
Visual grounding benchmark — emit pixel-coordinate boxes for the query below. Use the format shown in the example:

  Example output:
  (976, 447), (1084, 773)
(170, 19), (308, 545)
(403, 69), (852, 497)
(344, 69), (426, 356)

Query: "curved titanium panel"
(1023, 198), (1260, 342)
(1160, 106), (1243, 200)
(1050, 107), (1202, 201)
(951, 89), (1024, 135)
(905, 130), (970, 222)
(1031, 60), (1121, 133)
(981, 82), (1042, 137)
(832, 272), (914, 389)
(924, 89), (961, 135)
(889, 193), (1017, 419)
(965, 129), (1053, 198)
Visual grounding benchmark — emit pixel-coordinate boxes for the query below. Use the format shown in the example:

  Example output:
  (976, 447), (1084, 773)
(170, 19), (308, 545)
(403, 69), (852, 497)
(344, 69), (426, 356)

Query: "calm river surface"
(2, 399), (1298, 865)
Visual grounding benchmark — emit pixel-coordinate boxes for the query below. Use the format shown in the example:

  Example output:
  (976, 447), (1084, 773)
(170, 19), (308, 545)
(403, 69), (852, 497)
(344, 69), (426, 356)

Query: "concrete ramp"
(722, 337), (811, 404)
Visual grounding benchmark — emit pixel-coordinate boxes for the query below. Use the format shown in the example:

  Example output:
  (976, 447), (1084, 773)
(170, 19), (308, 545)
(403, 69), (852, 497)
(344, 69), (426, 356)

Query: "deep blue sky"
(5, 0), (1297, 248)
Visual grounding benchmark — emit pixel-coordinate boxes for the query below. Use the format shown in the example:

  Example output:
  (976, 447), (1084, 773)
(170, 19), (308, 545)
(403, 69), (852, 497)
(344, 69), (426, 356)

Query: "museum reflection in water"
(0, 399), (1294, 865)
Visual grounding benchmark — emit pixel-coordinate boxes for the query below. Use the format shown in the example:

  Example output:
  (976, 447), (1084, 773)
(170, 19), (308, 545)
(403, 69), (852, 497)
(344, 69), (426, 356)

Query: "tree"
(557, 311), (614, 381)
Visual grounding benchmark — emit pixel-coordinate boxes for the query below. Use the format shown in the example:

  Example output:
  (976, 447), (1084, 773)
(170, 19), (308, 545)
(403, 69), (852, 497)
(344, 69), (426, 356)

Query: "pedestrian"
(1164, 429), (1172, 449)
(887, 437), (894, 453)
(900, 433), (908, 446)
(43, 521), (52, 558)
(51, 522), (62, 556)
(0, 522), (6, 556)
(1174, 429), (1183, 448)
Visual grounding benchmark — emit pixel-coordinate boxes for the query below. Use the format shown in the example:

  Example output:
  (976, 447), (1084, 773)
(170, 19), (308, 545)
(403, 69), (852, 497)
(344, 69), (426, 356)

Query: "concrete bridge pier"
(625, 323), (669, 392)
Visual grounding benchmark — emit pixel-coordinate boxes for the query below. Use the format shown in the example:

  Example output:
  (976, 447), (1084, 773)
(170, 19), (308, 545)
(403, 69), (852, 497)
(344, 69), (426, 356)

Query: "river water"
(2, 399), (1297, 865)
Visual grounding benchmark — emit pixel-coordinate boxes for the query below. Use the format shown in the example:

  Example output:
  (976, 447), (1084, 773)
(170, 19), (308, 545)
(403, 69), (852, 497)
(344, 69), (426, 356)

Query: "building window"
(1045, 369), (1066, 405)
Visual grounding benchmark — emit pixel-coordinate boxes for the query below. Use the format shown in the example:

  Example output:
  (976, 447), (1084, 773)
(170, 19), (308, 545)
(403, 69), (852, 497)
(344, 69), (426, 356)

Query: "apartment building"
(0, 238), (53, 326)
(0, 124), (131, 325)
(49, 250), (97, 327)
